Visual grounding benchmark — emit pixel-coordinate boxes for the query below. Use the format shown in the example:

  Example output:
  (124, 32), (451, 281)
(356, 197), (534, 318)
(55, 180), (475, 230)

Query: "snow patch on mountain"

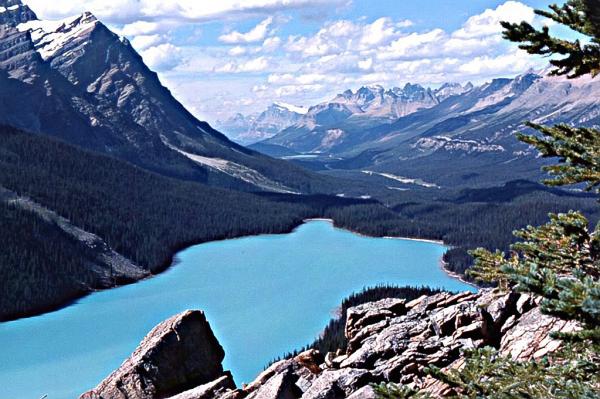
(273, 102), (308, 115)
(435, 82), (474, 102)
(331, 84), (439, 120)
(216, 102), (306, 144)
(0, 4), (19, 12)
(18, 12), (97, 60)
(161, 137), (298, 194)
(414, 136), (505, 154)
(362, 171), (440, 189)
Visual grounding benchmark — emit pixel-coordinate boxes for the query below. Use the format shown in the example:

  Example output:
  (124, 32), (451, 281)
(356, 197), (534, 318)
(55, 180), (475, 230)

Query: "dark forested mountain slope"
(0, 126), (411, 321)
(1, 125), (598, 321)
(0, 0), (343, 194)
(0, 127), (305, 320)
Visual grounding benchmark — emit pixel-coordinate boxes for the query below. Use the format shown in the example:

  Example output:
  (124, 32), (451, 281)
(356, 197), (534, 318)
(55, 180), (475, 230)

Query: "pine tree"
(501, 0), (600, 78)
(376, 1), (600, 397)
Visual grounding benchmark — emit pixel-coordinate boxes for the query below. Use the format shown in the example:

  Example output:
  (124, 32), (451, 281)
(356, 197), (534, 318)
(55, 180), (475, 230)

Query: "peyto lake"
(0, 221), (474, 399)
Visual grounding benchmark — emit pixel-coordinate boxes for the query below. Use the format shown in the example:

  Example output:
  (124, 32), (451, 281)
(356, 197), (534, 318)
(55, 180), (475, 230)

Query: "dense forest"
(0, 203), (99, 317)
(325, 185), (600, 278)
(1, 125), (597, 320)
(0, 126), (430, 320)
(0, 126), (381, 320)
(392, 192), (600, 277)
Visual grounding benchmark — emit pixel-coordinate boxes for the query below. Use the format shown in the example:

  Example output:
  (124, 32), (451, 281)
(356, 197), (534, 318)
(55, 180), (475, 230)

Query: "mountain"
(259, 83), (461, 153)
(331, 83), (441, 120)
(434, 81), (474, 101)
(214, 113), (256, 143)
(257, 72), (600, 188)
(221, 84), (445, 150)
(0, 0), (335, 194)
(215, 102), (307, 145)
(338, 72), (600, 187)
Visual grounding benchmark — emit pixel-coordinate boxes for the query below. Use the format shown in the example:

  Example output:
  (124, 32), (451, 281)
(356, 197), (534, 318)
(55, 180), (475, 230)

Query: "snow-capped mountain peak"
(434, 82), (474, 101)
(273, 101), (308, 115)
(215, 102), (307, 144)
(18, 12), (98, 61)
(329, 83), (438, 119)
(0, 0), (36, 26)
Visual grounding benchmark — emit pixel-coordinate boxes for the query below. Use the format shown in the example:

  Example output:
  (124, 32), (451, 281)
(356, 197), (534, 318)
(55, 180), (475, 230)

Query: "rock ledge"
(82, 289), (576, 398)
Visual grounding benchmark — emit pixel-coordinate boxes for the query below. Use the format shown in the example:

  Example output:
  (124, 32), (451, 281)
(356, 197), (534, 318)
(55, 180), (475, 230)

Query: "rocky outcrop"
(80, 310), (227, 399)
(166, 374), (237, 399)
(84, 289), (575, 398)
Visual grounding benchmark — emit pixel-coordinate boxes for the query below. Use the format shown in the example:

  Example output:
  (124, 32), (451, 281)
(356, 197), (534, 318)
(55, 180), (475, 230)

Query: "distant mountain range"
(10, 0), (590, 194)
(0, 0), (338, 194)
(217, 83), (473, 145)
(246, 72), (600, 189)
(215, 102), (308, 145)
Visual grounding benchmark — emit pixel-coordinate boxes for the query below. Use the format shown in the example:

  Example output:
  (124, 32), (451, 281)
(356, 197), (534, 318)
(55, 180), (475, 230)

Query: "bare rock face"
(499, 306), (578, 360)
(166, 374), (236, 399)
(230, 289), (570, 398)
(85, 289), (573, 398)
(80, 310), (227, 399)
(245, 368), (299, 399)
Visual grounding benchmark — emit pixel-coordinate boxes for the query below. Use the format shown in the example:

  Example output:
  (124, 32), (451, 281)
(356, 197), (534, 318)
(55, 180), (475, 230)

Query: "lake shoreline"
(304, 218), (447, 245)
(439, 259), (479, 289)
(0, 219), (474, 399)
(2, 218), (472, 324)
(314, 219), (475, 289)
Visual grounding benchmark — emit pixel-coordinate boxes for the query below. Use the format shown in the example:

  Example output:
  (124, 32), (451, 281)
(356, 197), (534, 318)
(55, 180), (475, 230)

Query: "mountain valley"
(240, 72), (600, 190)
(1, 0), (599, 321)
(1, 1), (600, 397)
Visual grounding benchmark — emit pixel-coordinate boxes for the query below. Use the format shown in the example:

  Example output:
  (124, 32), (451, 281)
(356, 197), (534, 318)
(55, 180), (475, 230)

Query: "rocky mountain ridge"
(256, 71), (600, 189)
(218, 82), (471, 146)
(262, 73), (545, 156)
(216, 102), (307, 145)
(81, 288), (575, 398)
(0, 0), (335, 194)
(329, 83), (443, 120)
(0, 0), (35, 27)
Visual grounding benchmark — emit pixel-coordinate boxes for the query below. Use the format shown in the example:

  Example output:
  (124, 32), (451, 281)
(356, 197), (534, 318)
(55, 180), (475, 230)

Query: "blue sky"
(24, 0), (558, 122)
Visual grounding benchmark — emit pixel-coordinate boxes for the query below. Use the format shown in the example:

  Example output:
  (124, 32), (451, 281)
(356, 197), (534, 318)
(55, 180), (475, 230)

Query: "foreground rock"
(80, 311), (226, 399)
(83, 289), (576, 398)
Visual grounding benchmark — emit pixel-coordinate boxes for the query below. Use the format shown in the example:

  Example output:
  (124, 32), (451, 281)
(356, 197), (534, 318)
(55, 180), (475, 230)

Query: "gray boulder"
(80, 310), (227, 399)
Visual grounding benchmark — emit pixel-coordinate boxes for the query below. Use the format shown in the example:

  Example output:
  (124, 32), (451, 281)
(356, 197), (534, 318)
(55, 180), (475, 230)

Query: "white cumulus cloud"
(219, 17), (274, 44)
(131, 34), (165, 50)
(140, 43), (183, 71)
(228, 46), (247, 56)
(215, 57), (270, 73)
(453, 1), (536, 39)
(22, 0), (346, 24)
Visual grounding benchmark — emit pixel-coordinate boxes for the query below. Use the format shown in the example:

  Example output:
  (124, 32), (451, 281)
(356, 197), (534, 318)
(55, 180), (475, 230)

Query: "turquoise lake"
(0, 220), (474, 399)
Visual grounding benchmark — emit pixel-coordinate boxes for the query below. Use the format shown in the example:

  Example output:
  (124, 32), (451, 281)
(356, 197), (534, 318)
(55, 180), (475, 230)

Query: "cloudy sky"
(23, 0), (556, 123)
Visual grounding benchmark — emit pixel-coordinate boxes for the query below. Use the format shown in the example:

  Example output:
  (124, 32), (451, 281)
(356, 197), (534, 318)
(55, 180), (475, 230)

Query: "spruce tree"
(376, 1), (600, 397)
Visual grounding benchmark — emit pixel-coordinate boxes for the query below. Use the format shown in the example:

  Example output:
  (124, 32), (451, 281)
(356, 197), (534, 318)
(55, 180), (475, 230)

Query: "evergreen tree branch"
(501, 0), (600, 78)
